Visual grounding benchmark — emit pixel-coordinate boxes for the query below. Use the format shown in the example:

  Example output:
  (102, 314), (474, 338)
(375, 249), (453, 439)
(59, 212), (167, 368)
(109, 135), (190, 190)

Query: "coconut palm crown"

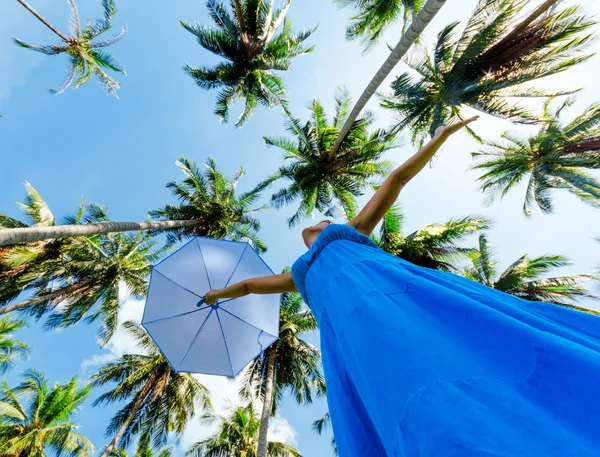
(257, 87), (396, 226)
(381, 0), (596, 145)
(185, 401), (301, 457)
(472, 97), (600, 215)
(374, 204), (491, 271)
(0, 369), (93, 457)
(180, 0), (315, 126)
(14, 0), (126, 96)
(463, 234), (599, 310)
(335, 0), (424, 50)
(150, 157), (268, 251)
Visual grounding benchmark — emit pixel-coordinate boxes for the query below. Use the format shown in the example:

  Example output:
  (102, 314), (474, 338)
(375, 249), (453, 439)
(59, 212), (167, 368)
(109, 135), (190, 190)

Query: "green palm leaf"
(474, 98), (600, 215)
(181, 0), (315, 126)
(255, 87), (397, 226)
(15, 0), (127, 96)
(150, 157), (266, 251)
(461, 234), (599, 311)
(382, 0), (596, 145)
(186, 400), (301, 457)
(376, 206), (489, 271)
(0, 369), (93, 457)
(336, 0), (424, 50)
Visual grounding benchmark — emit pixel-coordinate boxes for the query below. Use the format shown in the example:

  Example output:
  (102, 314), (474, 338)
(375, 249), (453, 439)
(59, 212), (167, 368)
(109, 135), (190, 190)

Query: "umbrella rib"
(223, 244), (248, 288)
(142, 299), (237, 325)
(154, 270), (203, 299)
(196, 238), (213, 290)
(219, 308), (278, 340)
(216, 310), (236, 377)
(142, 307), (209, 325)
(176, 307), (214, 370)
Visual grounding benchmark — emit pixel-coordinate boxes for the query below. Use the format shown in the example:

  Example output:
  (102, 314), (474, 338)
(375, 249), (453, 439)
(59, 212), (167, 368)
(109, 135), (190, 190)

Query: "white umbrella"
(141, 237), (279, 377)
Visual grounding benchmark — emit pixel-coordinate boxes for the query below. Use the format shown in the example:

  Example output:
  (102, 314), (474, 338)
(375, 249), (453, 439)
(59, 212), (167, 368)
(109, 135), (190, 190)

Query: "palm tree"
(257, 87), (395, 226)
(14, 0), (126, 96)
(149, 157), (267, 250)
(0, 317), (29, 375)
(186, 401), (300, 457)
(472, 97), (600, 215)
(373, 205), (490, 271)
(381, 0), (595, 145)
(180, 0), (315, 126)
(463, 234), (599, 311)
(239, 284), (323, 457)
(91, 321), (212, 457)
(0, 209), (165, 346)
(0, 368), (93, 457)
(0, 158), (267, 250)
(335, 0), (424, 49)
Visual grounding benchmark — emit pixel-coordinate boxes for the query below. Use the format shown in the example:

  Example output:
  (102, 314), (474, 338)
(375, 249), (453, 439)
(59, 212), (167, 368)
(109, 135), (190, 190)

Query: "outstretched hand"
(434, 116), (479, 138)
(204, 289), (219, 305)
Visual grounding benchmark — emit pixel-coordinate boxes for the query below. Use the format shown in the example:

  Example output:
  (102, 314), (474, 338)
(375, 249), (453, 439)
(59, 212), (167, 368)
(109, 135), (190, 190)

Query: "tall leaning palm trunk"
(1, 157), (266, 248)
(0, 219), (196, 247)
(329, 0), (447, 158)
(256, 349), (277, 457)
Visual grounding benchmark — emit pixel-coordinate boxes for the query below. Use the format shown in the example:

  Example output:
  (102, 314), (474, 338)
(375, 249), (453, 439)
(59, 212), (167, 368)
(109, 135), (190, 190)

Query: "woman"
(205, 117), (600, 456)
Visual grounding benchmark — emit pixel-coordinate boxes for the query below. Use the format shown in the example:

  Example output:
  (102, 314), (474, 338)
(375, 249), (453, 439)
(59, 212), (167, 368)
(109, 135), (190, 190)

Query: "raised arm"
(203, 272), (297, 305)
(349, 117), (479, 236)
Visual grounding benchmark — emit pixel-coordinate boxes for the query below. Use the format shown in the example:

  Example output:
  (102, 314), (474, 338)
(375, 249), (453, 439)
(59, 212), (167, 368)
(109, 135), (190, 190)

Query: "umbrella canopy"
(141, 237), (279, 377)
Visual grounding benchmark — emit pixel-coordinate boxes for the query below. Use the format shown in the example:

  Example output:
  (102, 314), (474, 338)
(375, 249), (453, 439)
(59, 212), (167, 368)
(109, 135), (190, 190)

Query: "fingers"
(460, 115), (480, 125)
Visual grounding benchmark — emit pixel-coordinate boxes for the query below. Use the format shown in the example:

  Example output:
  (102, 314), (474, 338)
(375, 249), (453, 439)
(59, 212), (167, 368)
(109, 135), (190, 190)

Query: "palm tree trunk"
(100, 374), (159, 457)
(0, 279), (94, 316)
(0, 219), (199, 247)
(257, 348), (277, 457)
(15, 0), (71, 42)
(328, 0), (448, 159)
(509, 0), (559, 39)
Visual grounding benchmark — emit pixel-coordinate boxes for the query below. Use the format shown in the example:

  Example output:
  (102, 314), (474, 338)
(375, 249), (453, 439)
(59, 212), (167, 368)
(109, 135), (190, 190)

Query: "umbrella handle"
(197, 297), (207, 307)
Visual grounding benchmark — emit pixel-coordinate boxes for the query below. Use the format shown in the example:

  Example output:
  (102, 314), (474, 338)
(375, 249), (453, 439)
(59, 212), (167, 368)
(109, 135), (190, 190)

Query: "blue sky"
(1, 0), (600, 455)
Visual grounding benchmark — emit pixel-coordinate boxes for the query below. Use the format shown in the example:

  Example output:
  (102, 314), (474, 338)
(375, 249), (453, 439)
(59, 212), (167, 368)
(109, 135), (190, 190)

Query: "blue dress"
(291, 224), (600, 457)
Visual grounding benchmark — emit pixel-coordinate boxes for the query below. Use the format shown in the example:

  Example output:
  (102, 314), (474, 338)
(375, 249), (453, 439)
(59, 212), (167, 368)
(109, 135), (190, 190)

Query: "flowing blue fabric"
(292, 224), (600, 457)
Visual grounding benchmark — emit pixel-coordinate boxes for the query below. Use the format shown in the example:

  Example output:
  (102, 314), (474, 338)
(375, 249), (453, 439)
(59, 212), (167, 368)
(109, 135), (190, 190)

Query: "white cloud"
(268, 416), (297, 446)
